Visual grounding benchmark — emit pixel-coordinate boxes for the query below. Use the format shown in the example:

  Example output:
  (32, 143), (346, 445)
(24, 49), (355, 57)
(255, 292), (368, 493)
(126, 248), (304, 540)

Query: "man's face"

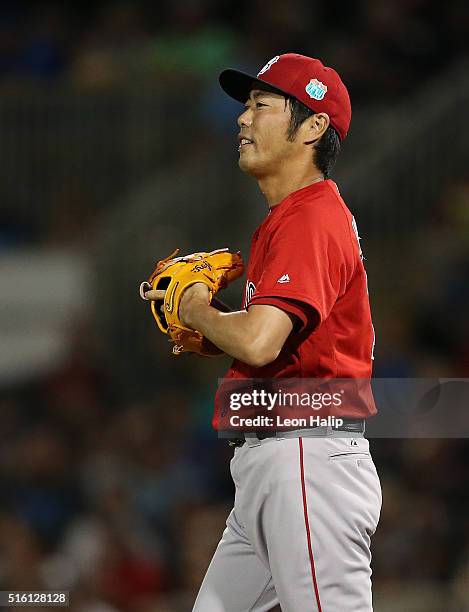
(237, 88), (302, 178)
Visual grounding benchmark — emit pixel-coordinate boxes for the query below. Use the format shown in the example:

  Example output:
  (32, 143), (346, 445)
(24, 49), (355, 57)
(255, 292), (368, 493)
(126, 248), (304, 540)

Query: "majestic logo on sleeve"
(277, 273), (290, 284)
(257, 56), (280, 76)
(305, 78), (327, 101)
(244, 281), (256, 307)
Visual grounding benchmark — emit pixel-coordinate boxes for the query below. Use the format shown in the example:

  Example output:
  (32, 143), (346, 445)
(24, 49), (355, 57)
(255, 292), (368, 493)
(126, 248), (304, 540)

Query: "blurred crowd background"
(0, 1), (468, 611)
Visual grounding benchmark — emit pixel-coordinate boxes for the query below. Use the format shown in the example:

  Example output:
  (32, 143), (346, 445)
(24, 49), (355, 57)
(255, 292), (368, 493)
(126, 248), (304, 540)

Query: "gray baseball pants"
(193, 433), (382, 612)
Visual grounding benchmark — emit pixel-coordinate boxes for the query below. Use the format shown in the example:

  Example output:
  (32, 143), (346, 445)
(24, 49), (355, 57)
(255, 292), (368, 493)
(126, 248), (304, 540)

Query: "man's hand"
(179, 283), (210, 327)
(144, 283), (210, 328)
(141, 248), (244, 357)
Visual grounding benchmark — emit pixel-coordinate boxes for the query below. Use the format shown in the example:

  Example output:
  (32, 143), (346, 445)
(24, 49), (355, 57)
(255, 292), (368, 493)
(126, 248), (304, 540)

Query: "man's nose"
(237, 108), (252, 128)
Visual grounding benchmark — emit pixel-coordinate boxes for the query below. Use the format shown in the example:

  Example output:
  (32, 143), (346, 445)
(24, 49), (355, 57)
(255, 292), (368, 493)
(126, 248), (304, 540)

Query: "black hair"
(285, 96), (341, 179)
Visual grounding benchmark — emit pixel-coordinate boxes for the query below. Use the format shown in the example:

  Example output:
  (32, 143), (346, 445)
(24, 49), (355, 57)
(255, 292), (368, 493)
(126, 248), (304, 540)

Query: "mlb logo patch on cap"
(305, 79), (327, 101)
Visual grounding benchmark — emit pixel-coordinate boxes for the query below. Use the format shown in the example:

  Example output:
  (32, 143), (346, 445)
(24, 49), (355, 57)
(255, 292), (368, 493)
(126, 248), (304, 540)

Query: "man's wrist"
(180, 296), (211, 329)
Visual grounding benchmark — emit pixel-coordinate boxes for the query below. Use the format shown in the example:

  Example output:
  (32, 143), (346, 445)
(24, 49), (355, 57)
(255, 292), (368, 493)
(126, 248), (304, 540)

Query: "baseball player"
(144, 53), (382, 611)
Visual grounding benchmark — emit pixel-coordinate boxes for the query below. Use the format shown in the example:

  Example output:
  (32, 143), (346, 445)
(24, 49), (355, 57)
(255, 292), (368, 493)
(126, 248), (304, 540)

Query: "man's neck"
(258, 172), (325, 208)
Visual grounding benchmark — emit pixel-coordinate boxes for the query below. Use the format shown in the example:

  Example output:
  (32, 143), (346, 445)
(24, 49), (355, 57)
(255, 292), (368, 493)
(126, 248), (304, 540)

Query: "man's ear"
(304, 113), (330, 144)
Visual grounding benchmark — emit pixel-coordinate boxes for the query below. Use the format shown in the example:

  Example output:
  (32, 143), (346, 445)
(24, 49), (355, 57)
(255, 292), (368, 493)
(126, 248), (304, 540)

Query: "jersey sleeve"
(248, 204), (356, 325)
(249, 296), (320, 333)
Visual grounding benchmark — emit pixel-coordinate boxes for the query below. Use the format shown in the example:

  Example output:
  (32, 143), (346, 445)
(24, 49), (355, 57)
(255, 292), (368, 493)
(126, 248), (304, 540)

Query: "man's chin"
(238, 156), (262, 177)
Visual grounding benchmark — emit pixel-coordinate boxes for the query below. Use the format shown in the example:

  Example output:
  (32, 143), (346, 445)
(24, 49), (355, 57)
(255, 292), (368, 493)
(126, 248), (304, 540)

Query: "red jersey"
(214, 179), (376, 424)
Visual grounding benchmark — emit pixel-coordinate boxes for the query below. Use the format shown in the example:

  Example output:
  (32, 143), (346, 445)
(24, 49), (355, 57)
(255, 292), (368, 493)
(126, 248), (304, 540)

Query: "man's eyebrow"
(249, 89), (275, 99)
(244, 89), (283, 105)
(249, 88), (284, 100)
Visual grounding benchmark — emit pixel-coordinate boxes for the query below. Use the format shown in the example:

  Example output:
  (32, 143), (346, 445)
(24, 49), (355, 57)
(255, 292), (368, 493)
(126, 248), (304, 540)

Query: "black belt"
(228, 418), (365, 447)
